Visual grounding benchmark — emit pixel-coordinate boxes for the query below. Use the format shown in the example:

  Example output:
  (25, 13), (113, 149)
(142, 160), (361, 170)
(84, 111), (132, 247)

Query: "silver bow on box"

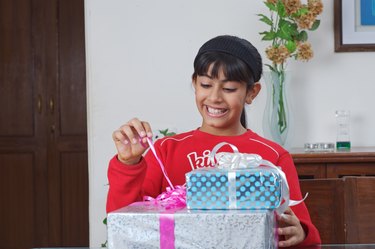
(212, 142), (307, 214)
(211, 143), (263, 169)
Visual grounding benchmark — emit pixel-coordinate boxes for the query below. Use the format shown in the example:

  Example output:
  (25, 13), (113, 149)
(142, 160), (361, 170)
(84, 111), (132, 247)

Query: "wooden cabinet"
(291, 147), (375, 179)
(291, 148), (375, 244)
(0, 0), (88, 248)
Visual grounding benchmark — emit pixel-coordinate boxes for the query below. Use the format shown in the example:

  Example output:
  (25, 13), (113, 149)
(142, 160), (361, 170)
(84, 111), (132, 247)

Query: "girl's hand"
(112, 118), (153, 165)
(278, 208), (306, 247)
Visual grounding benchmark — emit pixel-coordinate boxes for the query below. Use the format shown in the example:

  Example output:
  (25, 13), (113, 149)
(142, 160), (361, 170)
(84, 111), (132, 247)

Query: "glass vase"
(262, 70), (292, 147)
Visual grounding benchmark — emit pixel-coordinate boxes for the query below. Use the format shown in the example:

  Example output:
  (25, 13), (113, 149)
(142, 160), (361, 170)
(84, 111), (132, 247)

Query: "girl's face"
(193, 66), (260, 136)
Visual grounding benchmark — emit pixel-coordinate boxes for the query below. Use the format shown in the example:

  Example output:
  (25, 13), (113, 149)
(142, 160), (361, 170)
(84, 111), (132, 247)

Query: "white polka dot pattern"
(186, 168), (282, 210)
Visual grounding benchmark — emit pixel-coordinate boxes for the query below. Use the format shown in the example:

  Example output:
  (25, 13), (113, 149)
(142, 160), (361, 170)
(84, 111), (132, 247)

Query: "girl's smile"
(206, 106), (228, 117)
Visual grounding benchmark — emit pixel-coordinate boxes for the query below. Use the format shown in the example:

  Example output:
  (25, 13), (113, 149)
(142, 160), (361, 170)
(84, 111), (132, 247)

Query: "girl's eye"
(200, 83), (211, 88)
(223, 88), (236, 92)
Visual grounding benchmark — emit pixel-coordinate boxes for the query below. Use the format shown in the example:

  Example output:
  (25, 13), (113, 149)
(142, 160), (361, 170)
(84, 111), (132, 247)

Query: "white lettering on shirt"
(187, 149), (212, 170)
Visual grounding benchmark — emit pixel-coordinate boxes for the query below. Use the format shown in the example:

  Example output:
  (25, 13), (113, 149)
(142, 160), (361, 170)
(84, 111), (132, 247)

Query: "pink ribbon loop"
(143, 185), (186, 209)
(144, 138), (186, 209)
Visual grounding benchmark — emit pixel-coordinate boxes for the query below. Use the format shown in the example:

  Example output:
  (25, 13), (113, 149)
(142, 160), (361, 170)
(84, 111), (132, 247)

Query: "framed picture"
(334, 0), (375, 52)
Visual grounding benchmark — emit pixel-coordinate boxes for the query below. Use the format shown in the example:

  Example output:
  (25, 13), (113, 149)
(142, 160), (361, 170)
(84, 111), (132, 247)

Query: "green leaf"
(280, 18), (295, 27)
(265, 64), (277, 72)
(300, 7), (309, 15)
(309, 19), (321, 31)
(159, 129), (176, 137)
(101, 240), (108, 248)
(159, 129), (169, 136)
(258, 14), (273, 26)
(290, 23), (299, 36)
(276, 1), (286, 17)
(264, 1), (277, 11)
(285, 40), (297, 53)
(101, 217), (108, 247)
(297, 30), (308, 42)
(260, 31), (276, 41)
(278, 22), (292, 40)
(293, 7), (309, 17)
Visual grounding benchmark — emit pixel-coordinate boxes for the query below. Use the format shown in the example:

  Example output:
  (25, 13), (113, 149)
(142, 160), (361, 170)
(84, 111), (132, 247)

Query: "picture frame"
(334, 0), (375, 52)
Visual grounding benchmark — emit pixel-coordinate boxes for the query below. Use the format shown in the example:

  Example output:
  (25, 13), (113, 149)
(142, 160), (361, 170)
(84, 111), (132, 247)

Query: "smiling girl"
(107, 35), (321, 247)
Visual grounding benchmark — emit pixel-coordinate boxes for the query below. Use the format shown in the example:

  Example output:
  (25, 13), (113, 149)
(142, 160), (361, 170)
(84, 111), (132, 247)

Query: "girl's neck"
(199, 125), (247, 136)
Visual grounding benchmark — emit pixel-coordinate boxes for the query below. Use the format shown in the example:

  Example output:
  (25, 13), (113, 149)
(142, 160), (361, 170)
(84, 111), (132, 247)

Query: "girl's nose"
(208, 87), (223, 102)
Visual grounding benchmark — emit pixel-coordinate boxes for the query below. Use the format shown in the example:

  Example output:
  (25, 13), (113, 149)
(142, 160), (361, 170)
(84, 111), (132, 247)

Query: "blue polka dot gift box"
(186, 142), (292, 214)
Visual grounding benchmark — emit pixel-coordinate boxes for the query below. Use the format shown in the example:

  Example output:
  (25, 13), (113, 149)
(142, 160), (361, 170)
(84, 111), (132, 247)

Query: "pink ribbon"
(144, 138), (187, 249)
(159, 212), (175, 249)
(144, 137), (187, 209)
(143, 185), (186, 209)
(146, 137), (175, 189)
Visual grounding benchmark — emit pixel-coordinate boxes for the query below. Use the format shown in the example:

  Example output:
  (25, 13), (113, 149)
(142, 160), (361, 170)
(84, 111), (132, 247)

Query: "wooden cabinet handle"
(37, 94), (42, 114)
(50, 124), (55, 133)
(49, 98), (54, 114)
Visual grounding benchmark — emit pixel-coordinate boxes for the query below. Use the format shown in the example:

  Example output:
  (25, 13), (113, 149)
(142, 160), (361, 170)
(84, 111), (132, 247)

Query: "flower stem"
(272, 66), (288, 134)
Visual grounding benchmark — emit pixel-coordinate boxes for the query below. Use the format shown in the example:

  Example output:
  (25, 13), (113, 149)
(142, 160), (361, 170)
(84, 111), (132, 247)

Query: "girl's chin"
(202, 118), (229, 129)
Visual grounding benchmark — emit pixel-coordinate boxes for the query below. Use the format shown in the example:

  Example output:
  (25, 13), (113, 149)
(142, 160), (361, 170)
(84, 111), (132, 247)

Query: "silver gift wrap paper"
(107, 202), (277, 249)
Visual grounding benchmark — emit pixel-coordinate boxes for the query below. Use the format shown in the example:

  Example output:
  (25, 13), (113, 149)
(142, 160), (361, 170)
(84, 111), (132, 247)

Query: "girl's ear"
(245, 82), (261, 104)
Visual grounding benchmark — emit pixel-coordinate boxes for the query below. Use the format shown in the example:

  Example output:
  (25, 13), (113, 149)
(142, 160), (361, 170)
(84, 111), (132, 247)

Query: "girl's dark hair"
(192, 51), (257, 128)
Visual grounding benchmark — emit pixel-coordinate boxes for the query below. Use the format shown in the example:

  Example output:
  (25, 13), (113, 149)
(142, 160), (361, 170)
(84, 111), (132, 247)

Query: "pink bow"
(144, 138), (186, 209)
(143, 185), (186, 210)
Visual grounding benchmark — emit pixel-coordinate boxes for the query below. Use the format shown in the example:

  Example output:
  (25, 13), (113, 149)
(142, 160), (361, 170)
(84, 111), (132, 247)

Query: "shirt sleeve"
(106, 155), (147, 213)
(278, 152), (322, 246)
(106, 139), (166, 213)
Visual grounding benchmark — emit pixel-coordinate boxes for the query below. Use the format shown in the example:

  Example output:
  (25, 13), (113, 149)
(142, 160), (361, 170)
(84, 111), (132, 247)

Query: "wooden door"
(0, 0), (88, 247)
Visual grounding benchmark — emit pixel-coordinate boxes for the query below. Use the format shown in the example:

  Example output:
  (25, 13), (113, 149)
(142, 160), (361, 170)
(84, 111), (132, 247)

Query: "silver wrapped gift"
(107, 202), (277, 249)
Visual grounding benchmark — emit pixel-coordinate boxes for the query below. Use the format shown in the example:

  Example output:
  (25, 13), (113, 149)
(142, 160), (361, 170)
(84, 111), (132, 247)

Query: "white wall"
(85, 0), (375, 246)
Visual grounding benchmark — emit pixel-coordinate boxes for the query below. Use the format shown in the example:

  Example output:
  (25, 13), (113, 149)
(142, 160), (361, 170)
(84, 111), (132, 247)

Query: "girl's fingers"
(278, 226), (297, 236)
(124, 118), (153, 144)
(279, 208), (299, 226)
(112, 118), (152, 164)
(278, 207), (306, 247)
(278, 233), (298, 248)
(112, 129), (129, 145)
(128, 118), (146, 136)
(141, 121), (153, 138)
(120, 124), (138, 144)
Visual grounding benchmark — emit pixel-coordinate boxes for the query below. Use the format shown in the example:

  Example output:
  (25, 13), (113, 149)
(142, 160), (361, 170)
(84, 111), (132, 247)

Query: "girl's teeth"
(208, 107), (225, 114)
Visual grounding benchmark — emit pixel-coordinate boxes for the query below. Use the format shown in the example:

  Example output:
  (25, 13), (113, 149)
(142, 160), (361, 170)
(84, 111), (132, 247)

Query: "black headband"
(195, 35), (262, 82)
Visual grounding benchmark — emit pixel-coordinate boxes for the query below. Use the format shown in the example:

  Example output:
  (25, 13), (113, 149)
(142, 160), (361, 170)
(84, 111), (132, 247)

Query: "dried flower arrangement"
(259, 0), (323, 72)
(258, 0), (323, 145)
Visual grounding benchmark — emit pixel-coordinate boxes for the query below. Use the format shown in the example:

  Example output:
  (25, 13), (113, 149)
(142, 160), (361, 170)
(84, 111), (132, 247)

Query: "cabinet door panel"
(0, 0), (34, 136)
(299, 179), (346, 243)
(61, 152), (89, 246)
(344, 177), (375, 243)
(58, 0), (87, 136)
(47, 0), (89, 246)
(295, 163), (326, 179)
(327, 163), (375, 178)
(0, 0), (49, 247)
(0, 153), (38, 247)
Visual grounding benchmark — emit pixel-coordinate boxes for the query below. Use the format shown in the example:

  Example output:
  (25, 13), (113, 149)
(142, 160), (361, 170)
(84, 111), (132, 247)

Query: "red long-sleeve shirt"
(106, 129), (321, 246)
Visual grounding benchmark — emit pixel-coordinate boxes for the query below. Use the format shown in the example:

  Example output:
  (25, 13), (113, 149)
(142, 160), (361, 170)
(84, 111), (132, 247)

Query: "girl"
(108, 35), (321, 247)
